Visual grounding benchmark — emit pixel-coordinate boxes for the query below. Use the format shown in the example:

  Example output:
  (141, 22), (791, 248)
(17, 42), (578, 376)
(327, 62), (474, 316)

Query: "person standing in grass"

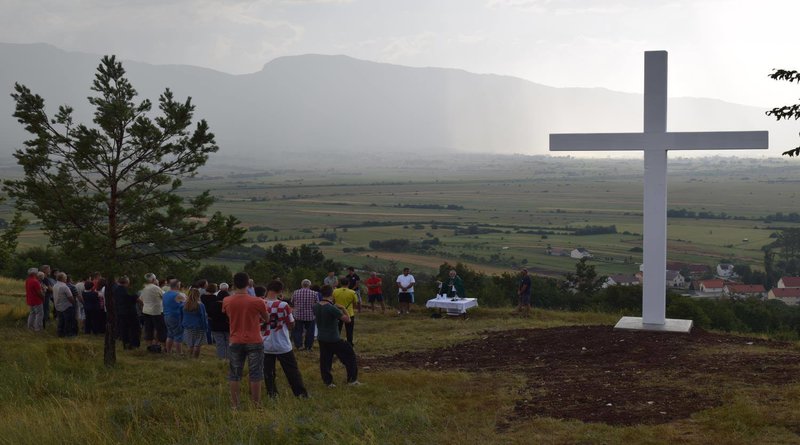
(163, 279), (186, 354)
(53, 272), (77, 337)
(218, 282), (230, 298)
(315, 285), (359, 387)
(203, 283), (230, 359)
(114, 276), (142, 349)
(25, 267), (44, 332)
(323, 271), (338, 289)
(181, 289), (208, 359)
(517, 268), (532, 316)
(39, 265), (55, 329)
(365, 271), (384, 313)
(72, 276), (85, 333)
(81, 281), (103, 335)
(263, 280), (308, 398)
(333, 278), (358, 346)
(396, 268), (415, 315)
(346, 267), (361, 312)
(140, 273), (166, 352)
(440, 269), (466, 299)
(223, 272), (268, 408)
(290, 279), (318, 351)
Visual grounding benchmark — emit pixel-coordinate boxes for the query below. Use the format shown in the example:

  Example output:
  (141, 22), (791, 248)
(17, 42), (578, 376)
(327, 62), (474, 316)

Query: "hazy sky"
(1, 0), (798, 108)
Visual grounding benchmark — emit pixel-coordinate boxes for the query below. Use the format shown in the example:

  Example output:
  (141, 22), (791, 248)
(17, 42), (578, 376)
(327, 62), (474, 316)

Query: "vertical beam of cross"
(642, 51), (668, 324)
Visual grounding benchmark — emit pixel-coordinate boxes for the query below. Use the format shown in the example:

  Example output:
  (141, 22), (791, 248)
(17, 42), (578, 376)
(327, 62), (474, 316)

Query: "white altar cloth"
(425, 296), (478, 314)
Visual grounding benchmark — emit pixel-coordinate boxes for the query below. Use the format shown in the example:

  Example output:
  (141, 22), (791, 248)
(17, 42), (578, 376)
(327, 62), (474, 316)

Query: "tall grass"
(2, 306), (800, 444)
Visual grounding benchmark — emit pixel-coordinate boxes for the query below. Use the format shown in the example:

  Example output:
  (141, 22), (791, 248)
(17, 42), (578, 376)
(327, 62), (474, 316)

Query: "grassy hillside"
(2, 281), (800, 444)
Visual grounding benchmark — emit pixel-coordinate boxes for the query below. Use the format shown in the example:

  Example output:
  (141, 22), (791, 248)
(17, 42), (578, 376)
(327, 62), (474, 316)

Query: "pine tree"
(4, 56), (246, 366)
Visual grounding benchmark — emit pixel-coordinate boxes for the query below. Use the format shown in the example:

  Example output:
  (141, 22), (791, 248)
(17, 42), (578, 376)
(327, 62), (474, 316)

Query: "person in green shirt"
(332, 278), (358, 346)
(440, 269), (466, 300)
(314, 285), (360, 387)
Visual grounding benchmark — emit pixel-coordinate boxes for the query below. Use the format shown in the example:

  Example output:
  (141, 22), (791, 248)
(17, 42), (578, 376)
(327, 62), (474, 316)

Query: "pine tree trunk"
(103, 190), (118, 367)
(103, 272), (116, 367)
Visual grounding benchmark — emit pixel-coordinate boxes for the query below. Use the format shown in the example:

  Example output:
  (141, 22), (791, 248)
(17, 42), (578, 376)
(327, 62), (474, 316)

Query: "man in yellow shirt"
(332, 278), (358, 346)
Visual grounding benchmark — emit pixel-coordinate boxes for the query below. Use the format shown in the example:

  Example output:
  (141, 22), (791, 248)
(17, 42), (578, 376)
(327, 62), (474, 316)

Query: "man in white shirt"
(140, 273), (166, 350)
(53, 272), (76, 337)
(395, 268), (415, 315)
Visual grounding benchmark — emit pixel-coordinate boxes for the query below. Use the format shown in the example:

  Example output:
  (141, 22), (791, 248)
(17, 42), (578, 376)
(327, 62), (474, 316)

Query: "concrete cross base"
(614, 316), (693, 333)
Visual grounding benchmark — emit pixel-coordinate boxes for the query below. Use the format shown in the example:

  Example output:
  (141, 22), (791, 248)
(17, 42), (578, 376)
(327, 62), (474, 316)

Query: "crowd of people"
(22, 262), (534, 407)
(22, 264), (420, 406)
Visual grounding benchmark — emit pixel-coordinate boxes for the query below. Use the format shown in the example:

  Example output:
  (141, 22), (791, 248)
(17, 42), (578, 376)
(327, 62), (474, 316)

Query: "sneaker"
(347, 381), (363, 387)
(327, 383), (337, 388)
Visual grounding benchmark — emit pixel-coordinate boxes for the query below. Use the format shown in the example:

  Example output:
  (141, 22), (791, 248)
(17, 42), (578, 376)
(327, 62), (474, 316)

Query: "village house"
(767, 287), (800, 305)
(688, 264), (712, 279)
(635, 268), (685, 288)
(777, 276), (800, 289)
(716, 263), (735, 279)
(666, 270), (686, 288)
(570, 248), (592, 259)
(697, 279), (725, 295)
(723, 283), (766, 299)
(603, 274), (640, 288)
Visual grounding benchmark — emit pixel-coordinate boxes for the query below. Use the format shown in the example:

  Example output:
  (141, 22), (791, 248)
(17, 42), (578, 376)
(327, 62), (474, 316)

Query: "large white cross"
(550, 51), (768, 332)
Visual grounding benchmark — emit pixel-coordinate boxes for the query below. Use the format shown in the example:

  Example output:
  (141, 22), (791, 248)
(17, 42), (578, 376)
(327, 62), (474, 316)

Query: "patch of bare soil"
(364, 325), (800, 426)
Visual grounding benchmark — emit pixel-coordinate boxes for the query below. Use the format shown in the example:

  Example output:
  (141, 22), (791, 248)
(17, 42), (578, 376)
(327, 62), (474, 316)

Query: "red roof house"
(768, 287), (800, 305)
(723, 284), (766, 298)
(699, 279), (725, 293)
(777, 277), (800, 289)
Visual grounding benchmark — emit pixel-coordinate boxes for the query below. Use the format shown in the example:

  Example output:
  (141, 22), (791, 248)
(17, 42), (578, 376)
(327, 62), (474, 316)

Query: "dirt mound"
(365, 325), (800, 426)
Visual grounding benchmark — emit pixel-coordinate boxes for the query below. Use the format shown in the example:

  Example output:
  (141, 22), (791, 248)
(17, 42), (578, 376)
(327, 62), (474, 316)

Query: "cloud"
(449, 34), (487, 45)
(485, 0), (658, 14)
(379, 32), (437, 63)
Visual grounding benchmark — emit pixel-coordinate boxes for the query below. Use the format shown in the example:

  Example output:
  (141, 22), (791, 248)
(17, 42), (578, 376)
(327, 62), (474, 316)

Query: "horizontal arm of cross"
(550, 131), (768, 151)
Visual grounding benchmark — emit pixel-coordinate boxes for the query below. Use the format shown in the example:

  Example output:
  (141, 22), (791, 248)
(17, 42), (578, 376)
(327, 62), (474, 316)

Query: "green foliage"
(573, 225), (617, 236)
(368, 238), (439, 253)
(244, 243), (339, 286)
(595, 284), (642, 313)
(0, 206), (25, 275)
(767, 68), (800, 156)
(763, 228), (800, 286)
(369, 238), (411, 252)
(194, 264), (233, 285)
(562, 257), (605, 300)
(3, 55), (245, 279)
(733, 263), (767, 286)
(3, 246), (60, 279)
(667, 296), (712, 327)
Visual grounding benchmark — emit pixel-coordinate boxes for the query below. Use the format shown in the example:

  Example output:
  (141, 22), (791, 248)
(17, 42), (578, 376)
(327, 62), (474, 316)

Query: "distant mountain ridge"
(0, 42), (792, 161)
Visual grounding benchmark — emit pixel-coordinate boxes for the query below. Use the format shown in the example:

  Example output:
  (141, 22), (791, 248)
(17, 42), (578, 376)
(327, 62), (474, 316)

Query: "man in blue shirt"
(162, 279), (186, 354)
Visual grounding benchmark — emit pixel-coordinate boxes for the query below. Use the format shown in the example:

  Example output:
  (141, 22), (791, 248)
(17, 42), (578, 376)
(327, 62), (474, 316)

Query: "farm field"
(4, 155), (800, 279)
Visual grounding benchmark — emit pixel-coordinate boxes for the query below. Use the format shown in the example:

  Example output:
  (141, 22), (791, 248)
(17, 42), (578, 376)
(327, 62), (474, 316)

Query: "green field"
(4, 155), (800, 279)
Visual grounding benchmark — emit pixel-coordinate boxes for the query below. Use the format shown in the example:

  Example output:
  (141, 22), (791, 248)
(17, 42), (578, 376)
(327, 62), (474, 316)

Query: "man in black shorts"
(395, 268), (415, 315)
